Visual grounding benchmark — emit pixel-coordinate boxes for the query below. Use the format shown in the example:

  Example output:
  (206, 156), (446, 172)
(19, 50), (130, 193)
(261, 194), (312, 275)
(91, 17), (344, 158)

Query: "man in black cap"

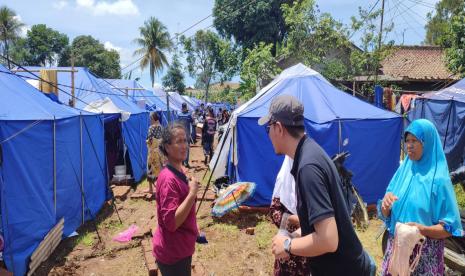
(261, 95), (373, 276)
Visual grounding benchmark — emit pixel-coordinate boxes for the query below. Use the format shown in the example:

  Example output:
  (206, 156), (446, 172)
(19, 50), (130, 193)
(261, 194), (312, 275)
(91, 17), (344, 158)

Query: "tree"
(9, 37), (29, 65)
(0, 6), (24, 69)
(213, 0), (293, 55)
(23, 24), (68, 66)
(425, 0), (464, 46)
(444, 10), (465, 77)
(280, 0), (353, 79)
(133, 17), (172, 87)
(162, 54), (185, 93)
(59, 35), (121, 78)
(182, 30), (240, 102)
(348, 5), (394, 95)
(240, 42), (281, 97)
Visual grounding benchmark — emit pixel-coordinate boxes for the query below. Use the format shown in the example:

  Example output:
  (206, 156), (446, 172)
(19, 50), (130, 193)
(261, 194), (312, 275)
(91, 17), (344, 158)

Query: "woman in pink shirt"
(153, 123), (199, 276)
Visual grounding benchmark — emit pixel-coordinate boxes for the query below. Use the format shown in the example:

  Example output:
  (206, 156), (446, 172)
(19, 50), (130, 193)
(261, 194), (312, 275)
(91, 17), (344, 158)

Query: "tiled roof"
(380, 46), (458, 80)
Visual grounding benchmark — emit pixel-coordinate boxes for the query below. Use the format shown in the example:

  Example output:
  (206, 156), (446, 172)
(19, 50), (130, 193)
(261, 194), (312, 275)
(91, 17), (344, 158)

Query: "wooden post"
(71, 55), (75, 107)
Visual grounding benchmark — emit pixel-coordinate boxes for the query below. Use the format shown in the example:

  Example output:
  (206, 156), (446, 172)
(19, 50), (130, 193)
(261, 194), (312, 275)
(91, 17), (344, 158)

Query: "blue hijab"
(379, 119), (463, 236)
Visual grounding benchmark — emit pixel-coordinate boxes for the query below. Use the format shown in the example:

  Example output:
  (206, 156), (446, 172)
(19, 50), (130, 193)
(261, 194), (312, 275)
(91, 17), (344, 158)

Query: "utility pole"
(375, 0), (385, 84)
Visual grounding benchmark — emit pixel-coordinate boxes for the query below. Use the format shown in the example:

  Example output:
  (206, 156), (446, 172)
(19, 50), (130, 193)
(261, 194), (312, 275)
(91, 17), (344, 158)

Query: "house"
(353, 46), (459, 92)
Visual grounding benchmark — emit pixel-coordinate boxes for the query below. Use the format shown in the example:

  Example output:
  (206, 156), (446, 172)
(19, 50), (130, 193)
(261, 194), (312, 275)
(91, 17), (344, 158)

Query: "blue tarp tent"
(168, 91), (194, 110)
(182, 95), (200, 109)
(104, 79), (167, 111)
(0, 65), (108, 275)
(17, 67), (149, 182)
(104, 79), (177, 125)
(210, 64), (402, 205)
(409, 78), (465, 171)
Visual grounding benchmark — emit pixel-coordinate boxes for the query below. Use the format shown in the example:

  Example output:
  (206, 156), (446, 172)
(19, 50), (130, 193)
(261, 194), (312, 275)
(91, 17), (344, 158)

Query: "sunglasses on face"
(265, 121), (277, 134)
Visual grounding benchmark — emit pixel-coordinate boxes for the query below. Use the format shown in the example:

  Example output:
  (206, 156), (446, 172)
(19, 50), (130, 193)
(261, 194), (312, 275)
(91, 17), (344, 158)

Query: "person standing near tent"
(270, 155), (311, 275)
(146, 112), (164, 197)
(378, 119), (463, 275)
(202, 108), (217, 165)
(177, 103), (193, 168)
(217, 108), (223, 124)
(191, 109), (198, 144)
(153, 123), (200, 276)
(263, 95), (374, 276)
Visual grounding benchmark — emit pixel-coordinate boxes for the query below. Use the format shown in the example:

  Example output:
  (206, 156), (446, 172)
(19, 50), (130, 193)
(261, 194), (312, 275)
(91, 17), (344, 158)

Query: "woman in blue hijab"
(378, 119), (463, 275)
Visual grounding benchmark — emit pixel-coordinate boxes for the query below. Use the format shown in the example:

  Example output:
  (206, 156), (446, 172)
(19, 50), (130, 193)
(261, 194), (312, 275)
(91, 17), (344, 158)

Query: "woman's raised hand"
(381, 192), (398, 217)
(188, 177), (200, 196)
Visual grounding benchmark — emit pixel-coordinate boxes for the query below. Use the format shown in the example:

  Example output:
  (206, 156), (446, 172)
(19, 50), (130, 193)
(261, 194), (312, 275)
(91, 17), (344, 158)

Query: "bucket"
(115, 165), (126, 176)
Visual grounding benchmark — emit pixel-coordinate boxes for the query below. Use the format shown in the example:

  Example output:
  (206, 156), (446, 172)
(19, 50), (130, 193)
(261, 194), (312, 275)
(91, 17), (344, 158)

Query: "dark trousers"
(157, 256), (192, 276)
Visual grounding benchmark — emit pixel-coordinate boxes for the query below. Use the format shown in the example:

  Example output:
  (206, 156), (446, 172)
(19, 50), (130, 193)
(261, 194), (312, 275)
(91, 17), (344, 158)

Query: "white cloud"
(104, 41), (122, 52)
(13, 15), (29, 37)
(53, 1), (69, 10)
(76, 0), (139, 16)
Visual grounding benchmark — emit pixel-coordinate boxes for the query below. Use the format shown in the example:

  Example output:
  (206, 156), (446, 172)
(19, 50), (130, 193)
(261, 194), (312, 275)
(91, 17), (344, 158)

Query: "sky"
(4, 0), (440, 89)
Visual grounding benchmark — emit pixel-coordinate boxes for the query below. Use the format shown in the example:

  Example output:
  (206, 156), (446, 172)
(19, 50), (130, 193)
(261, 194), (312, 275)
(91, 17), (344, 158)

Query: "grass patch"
(101, 219), (124, 234)
(254, 218), (275, 249)
(455, 184), (465, 209)
(211, 223), (238, 235)
(75, 232), (95, 247)
(137, 179), (149, 189)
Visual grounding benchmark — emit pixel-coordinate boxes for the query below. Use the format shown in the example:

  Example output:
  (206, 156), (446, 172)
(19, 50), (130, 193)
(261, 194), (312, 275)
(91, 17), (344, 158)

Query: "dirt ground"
(33, 139), (385, 276)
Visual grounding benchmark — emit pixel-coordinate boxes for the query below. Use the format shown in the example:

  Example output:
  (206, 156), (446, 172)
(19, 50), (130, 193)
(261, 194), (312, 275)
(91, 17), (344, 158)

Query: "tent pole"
(80, 115), (85, 224)
(53, 117), (57, 214)
(443, 99), (453, 150)
(196, 126), (232, 214)
(338, 119), (342, 153)
(79, 114), (103, 244)
(166, 93), (171, 122)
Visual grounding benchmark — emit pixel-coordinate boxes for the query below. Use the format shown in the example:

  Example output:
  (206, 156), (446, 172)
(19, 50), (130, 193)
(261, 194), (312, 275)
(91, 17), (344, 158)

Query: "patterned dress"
(146, 123), (164, 183)
(269, 198), (312, 276)
(381, 235), (445, 275)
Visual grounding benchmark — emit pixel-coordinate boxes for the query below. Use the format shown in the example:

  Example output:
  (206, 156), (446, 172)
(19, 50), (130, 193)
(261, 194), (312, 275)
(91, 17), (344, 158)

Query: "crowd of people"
(145, 96), (463, 276)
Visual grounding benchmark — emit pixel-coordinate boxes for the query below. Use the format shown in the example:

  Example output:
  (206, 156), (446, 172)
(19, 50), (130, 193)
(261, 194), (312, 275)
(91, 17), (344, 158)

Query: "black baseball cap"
(258, 95), (304, 126)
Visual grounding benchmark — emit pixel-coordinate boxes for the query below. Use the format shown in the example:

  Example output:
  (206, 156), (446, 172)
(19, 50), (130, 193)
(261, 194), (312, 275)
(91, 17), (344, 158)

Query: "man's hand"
(272, 234), (290, 260)
(287, 215), (300, 228)
(381, 192), (398, 217)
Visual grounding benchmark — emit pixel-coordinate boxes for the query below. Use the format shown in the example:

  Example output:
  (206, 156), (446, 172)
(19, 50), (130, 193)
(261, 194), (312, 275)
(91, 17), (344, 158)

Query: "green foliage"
(75, 232), (95, 247)
(213, 0), (293, 55)
(425, 0), (464, 46)
(59, 35), (121, 78)
(240, 42), (281, 95)
(162, 54), (185, 93)
(445, 10), (465, 77)
(133, 17), (172, 87)
(9, 37), (29, 65)
(182, 30), (240, 102)
(208, 84), (240, 104)
(348, 5), (394, 95)
(279, 0), (356, 81)
(0, 6), (24, 68)
(21, 24), (69, 66)
(454, 184), (465, 209)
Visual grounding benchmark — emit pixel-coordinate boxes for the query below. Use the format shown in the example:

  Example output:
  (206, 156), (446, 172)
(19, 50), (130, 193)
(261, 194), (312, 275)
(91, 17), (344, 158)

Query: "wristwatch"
(283, 238), (292, 254)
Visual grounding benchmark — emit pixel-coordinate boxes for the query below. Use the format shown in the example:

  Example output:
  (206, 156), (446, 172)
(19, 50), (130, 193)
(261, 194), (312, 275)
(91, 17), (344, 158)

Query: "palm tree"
(133, 17), (172, 87)
(0, 6), (24, 69)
